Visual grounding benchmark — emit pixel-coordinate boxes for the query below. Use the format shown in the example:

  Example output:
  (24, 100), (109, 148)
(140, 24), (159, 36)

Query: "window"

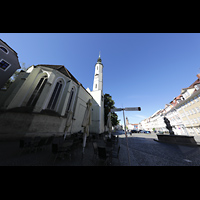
(66, 88), (75, 114)
(95, 84), (97, 88)
(47, 80), (63, 110)
(27, 76), (47, 108)
(0, 46), (8, 54)
(192, 108), (196, 114)
(0, 59), (10, 71)
(185, 120), (189, 125)
(195, 85), (199, 90)
(196, 107), (200, 113)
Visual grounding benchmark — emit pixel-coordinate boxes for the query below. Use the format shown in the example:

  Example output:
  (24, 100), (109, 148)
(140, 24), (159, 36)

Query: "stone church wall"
(0, 111), (67, 137)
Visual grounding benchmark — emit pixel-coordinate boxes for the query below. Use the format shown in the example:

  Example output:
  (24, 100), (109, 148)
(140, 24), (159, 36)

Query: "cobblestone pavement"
(3, 131), (200, 166)
(0, 135), (120, 166)
(114, 130), (200, 166)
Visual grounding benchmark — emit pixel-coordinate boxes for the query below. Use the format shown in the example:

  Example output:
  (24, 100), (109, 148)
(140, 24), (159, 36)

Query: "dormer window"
(0, 59), (10, 71)
(0, 46), (8, 54)
(195, 84), (200, 90)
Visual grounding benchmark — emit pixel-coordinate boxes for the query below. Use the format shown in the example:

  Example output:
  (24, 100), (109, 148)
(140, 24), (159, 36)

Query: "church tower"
(88, 53), (104, 134)
(93, 53), (103, 91)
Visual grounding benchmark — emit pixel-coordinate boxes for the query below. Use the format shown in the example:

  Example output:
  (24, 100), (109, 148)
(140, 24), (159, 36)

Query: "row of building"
(138, 74), (200, 136)
(125, 117), (138, 131)
(0, 38), (105, 138)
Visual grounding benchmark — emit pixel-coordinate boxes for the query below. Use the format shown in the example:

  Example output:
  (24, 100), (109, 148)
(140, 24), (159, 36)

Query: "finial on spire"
(97, 51), (102, 63)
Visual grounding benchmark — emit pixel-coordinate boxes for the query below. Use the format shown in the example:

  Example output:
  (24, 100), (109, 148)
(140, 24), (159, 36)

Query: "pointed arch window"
(66, 87), (74, 114)
(47, 80), (63, 110)
(27, 76), (47, 108)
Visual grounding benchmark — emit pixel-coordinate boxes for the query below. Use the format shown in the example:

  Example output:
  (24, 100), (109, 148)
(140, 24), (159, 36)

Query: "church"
(0, 55), (104, 137)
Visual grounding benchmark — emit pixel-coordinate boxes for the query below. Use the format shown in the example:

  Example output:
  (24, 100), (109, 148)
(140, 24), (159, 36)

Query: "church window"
(0, 59), (10, 71)
(47, 80), (63, 110)
(95, 84), (97, 88)
(27, 76), (47, 107)
(0, 46), (8, 54)
(97, 66), (98, 70)
(66, 87), (74, 113)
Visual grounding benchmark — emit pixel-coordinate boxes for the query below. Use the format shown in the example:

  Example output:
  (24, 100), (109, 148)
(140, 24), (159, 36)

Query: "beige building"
(174, 77), (200, 135)
(140, 73), (200, 136)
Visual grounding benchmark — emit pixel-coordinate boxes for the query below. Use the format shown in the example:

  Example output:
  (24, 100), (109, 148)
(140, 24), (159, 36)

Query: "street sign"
(111, 108), (123, 112)
(111, 107), (141, 112)
(125, 107), (141, 111)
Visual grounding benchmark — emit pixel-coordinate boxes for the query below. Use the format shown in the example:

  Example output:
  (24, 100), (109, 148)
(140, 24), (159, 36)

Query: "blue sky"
(1, 33), (200, 126)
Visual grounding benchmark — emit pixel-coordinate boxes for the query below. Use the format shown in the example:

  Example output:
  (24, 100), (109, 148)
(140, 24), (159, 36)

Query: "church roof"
(36, 64), (81, 86)
(35, 64), (93, 98)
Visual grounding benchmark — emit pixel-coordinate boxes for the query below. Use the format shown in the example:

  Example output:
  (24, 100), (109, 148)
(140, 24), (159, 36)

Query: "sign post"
(111, 107), (141, 166)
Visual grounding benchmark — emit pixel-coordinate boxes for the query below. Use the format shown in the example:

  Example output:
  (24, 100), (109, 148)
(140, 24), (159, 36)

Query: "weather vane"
(99, 51), (101, 58)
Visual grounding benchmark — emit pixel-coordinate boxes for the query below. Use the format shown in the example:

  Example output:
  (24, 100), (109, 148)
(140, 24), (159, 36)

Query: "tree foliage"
(104, 93), (120, 126)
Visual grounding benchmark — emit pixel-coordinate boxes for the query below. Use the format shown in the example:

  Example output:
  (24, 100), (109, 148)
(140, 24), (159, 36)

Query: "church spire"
(97, 51), (102, 63)
(93, 52), (103, 91)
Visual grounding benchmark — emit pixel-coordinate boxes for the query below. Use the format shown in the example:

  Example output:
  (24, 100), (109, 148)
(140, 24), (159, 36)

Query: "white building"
(0, 55), (104, 137)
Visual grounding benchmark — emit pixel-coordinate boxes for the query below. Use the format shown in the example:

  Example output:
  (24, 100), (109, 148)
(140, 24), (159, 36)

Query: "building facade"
(0, 55), (104, 137)
(125, 117), (138, 131)
(0, 39), (21, 88)
(139, 73), (200, 136)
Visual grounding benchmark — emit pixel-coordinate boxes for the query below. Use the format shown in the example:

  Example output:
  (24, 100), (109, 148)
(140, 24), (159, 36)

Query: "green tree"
(104, 93), (120, 126)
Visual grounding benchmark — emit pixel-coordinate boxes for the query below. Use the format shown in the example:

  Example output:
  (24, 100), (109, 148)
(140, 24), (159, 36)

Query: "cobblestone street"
(0, 134), (120, 166)
(2, 131), (200, 166)
(116, 130), (200, 166)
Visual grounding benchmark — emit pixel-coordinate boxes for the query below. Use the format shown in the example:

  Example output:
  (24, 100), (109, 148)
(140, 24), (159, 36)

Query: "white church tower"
(87, 53), (104, 134)
(93, 53), (103, 91)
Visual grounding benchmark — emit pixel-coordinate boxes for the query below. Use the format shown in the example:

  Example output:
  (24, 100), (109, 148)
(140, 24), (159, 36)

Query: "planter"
(155, 134), (199, 146)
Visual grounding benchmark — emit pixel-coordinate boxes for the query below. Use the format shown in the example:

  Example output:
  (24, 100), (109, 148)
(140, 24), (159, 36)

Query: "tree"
(104, 93), (120, 126)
